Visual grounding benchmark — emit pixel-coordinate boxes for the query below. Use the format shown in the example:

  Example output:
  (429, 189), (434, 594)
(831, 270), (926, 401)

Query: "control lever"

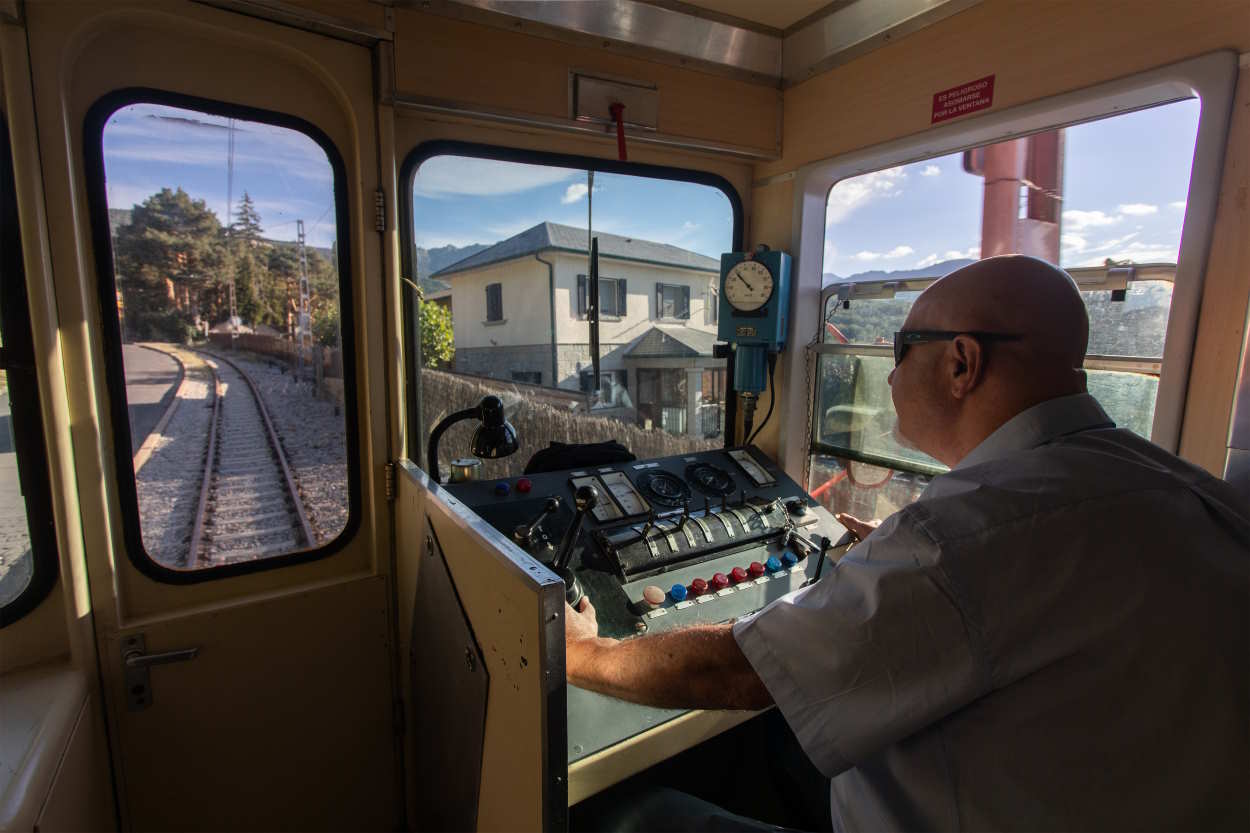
(513, 497), (561, 553)
(810, 535), (834, 584)
(703, 496), (711, 516)
(676, 501), (690, 530)
(554, 485), (598, 606)
(639, 507), (656, 541)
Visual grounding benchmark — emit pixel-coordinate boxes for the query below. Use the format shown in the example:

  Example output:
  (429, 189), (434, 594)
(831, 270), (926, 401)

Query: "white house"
(427, 222), (727, 437)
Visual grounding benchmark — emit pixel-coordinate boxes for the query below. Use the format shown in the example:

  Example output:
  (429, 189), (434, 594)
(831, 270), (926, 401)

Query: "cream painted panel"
(393, 8), (780, 154)
(24, 2), (385, 622)
(1180, 67), (1250, 470)
(394, 464), (428, 829)
(444, 258), (550, 349)
(101, 576), (394, 830)
(0, 667), (86, 832)
(35, 693), (115, 832)
(552, 252), (719, 344)
(769, 0), (1250, 178)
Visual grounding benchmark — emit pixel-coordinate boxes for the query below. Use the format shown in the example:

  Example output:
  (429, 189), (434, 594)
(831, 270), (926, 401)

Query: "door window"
(87, 96), (358, 577)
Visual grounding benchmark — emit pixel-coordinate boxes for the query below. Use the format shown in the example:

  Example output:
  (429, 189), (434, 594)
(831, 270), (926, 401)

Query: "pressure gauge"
(723, 259), (775, 312)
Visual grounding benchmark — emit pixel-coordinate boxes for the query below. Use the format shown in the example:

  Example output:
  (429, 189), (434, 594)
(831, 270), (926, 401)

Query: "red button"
(710, 572), (730, 591)
(730, 567), (748, 584)
(690, 578), (709, 596)
(516, 478), (532, 493)
(748, 561), (765, 577)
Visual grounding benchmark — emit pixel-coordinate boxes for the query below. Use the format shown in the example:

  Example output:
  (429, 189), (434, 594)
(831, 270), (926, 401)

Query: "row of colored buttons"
(670, 551), (802, 602)
(493, 478), (533, 496)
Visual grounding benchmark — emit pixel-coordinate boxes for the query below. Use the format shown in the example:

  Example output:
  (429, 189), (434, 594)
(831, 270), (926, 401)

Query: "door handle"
(120, 633), (199, 711)
(124, 646), (199, 669)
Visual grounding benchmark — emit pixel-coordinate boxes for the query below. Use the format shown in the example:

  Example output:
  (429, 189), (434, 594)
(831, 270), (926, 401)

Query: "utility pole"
(226, 117), (238, 349)
(297, 219), (312, 383)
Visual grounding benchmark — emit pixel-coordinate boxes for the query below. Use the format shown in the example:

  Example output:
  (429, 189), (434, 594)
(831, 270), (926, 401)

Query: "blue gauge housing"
(717, 248), (792, 394)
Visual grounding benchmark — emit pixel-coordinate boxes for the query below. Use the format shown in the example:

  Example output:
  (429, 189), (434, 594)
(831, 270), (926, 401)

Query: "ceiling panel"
(675, 0), (837, 31)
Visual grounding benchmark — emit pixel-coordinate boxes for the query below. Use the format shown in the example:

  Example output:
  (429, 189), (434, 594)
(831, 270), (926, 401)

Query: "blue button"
(494, 481), (511, 497)
(781, 551), (798, 567)
(669, 583), (688, 602)
(765, 556), (782, 573)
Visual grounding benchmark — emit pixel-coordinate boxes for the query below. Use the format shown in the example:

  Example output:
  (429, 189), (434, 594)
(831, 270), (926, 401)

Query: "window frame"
(777, 52), (1239, 482)
(0, 115), (59, 627)
(485, 282), (504, 323)
(655, 282), (691, 321)
(398, 140), (745, 464)
(82, 88), (362, 585)
(577, 274), (626, 319)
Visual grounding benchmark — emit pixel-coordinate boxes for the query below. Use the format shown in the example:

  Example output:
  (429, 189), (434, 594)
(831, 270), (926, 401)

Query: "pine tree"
(112, 187), (225, 340)
(230, 191), (264, 243)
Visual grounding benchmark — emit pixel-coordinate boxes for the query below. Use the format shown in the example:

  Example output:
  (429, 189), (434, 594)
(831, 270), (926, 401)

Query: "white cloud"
(1061, 233), (1087, 253)
(1118, 202), (1158, 216)
(823, 240), (837, 266)
(850, 244), (914, 263)
(415, 157), (578, 198)
(682, 220), (699, 231)
(561, 183), (589, 204)
(827, 167), (907, 225)
(1063, 209), (1121, 231)
(943, 247), (979, 260)
(920, 165), (941, 177)
(1170, 200), (1187, 211)
(915, 253), (941, 268)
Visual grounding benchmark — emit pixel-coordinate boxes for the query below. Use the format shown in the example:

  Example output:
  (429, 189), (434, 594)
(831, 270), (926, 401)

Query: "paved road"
(0, 383), (32, 605)
(124, 343), (181, 453)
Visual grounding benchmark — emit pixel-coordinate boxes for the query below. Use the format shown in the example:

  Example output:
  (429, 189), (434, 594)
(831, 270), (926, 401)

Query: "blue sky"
(102, 103), (338, 247)
(411, 157), (735, 260)
(101, 97), (1200, 273)
(823, 98), (1201, 278)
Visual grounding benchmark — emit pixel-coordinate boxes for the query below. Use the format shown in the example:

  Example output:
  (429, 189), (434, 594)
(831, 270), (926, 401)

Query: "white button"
(695, 595), (714, 604)
(754, 577), (770, 585)
(716, 588), (735, 598)
(675, 600), (694, 610)
(645, 608), (668, 619)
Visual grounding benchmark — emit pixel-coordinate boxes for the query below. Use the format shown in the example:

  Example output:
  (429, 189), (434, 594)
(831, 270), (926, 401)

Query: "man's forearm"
(566, 624), (773, 711)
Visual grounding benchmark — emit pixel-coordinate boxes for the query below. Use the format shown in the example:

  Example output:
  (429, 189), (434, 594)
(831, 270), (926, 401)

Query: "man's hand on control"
(836, 512), (882, 542)
(565, 597), (604, 645)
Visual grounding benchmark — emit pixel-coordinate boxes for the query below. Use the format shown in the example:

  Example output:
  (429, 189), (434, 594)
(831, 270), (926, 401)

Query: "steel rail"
(206, 349), (316, 550)
(187, 358), (222, 567)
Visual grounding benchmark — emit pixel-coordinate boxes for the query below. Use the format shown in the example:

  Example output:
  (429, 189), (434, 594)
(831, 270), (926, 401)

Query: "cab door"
(23, 3), (399, 829)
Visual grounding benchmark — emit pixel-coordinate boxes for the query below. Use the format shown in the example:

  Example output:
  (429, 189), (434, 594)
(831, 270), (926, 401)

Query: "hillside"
(415, 243), (488, 294)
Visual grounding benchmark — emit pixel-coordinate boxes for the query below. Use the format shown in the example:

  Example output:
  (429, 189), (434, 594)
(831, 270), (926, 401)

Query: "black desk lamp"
(428, 395), (519, 484)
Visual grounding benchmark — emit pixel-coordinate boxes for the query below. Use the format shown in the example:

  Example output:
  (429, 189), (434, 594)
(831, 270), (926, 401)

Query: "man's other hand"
(836, 512), (882, 542)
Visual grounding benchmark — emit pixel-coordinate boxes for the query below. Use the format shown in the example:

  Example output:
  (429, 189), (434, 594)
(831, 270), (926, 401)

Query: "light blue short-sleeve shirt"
(734, 394), (1250, 831)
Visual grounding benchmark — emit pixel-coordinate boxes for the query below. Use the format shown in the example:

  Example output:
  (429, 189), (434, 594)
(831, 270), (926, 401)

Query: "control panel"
(444, 445), (846, 764)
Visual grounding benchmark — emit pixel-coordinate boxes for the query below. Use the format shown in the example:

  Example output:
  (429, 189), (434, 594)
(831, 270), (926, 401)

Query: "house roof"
(623, 325), (718, 359)
(430, 222), (720, 278)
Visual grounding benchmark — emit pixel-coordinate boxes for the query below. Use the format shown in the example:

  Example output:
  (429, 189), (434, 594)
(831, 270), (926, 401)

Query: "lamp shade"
(470, 395), (519, 459)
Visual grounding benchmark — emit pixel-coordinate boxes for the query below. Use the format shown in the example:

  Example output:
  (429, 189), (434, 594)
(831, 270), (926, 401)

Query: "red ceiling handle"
(609, 102), (627, 162)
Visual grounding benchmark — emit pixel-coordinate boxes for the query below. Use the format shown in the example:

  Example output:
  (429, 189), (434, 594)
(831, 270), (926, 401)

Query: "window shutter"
(616, 279), (627, 317)
(655, 282), (663, 318)
(577, 274), (587, 316)
(680, 286), (690, 319)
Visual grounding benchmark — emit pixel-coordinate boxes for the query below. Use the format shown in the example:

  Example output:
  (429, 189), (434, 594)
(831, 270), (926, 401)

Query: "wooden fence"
(419, 368), (718, 480)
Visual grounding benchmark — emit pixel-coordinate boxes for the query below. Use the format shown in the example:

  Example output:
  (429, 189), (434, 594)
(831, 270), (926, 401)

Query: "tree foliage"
(418, 296), (455, 369)
(111, 187), (341, 345)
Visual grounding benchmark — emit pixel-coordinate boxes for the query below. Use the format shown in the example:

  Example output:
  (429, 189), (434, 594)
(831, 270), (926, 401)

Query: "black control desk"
(444, 445), (845, 766)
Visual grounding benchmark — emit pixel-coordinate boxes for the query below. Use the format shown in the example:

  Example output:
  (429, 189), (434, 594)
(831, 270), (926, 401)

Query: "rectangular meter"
(571, 476), (624, 522)
(598, 471), (650, 517)
(728, 448), (776, 487)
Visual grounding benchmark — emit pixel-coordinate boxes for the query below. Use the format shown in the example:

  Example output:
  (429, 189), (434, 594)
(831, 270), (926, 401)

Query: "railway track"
(187, 349), (315, 567)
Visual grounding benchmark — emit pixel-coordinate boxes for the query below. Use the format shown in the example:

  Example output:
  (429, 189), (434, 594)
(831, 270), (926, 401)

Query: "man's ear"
(947, 335), (985, 399)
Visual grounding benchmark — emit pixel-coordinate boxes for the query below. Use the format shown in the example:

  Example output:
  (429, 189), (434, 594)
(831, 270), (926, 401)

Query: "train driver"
(565, 255), (1250, 831)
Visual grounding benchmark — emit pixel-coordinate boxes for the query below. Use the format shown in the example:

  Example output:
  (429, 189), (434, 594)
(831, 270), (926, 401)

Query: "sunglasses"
(893, 330), (1022, 366)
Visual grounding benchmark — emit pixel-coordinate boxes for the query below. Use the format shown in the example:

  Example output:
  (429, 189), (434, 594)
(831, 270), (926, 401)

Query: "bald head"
(889, 255), (1090, 466)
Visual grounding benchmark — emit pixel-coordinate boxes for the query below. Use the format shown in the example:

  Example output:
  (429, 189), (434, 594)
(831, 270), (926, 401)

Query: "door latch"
(121, 633), (199, 711)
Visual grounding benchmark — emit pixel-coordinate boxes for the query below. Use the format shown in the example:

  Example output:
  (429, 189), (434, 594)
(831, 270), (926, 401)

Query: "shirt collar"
(953, 392), (1116, 471)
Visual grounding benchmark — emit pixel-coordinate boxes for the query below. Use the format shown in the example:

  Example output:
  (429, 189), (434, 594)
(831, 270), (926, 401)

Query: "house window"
(809, 97), (1201, 521)
(511, 370), (542, 385)
(485, 283), (503, 322)
(88, 97), (357, 579)
(656, 283), (690, 320)
(577, 275), (627, 317)
(637, 368), (687, 434)
(706, 287), (718, 325)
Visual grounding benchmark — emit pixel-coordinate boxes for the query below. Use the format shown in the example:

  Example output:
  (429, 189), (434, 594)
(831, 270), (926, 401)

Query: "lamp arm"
(427, 405), (482, 484)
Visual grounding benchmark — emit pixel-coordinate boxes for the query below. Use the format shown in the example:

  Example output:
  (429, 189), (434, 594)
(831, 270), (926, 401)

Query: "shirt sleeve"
(732, 511), (990, 777)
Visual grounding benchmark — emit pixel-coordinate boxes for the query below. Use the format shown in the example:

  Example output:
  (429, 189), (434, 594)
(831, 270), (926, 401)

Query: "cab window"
(809, 98), (1200, 517)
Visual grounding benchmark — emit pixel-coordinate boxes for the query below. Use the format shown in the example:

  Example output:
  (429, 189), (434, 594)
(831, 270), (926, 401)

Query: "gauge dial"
(723, 260), (775, 312)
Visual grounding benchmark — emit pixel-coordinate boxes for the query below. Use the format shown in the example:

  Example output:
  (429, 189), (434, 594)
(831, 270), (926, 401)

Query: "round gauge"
(723, 260), (775, 312)
(685, 463), (735, 497)
(638, 471), (691, 508)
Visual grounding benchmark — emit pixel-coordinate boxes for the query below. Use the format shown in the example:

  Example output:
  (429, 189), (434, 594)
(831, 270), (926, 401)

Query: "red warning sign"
(931, 75), (995, 124)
